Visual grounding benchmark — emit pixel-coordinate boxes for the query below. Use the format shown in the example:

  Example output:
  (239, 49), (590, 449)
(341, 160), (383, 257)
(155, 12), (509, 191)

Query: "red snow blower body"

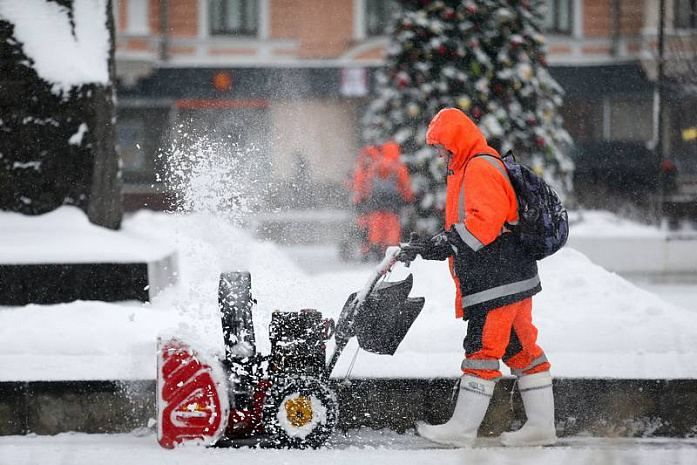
(156, 248), (424, 449)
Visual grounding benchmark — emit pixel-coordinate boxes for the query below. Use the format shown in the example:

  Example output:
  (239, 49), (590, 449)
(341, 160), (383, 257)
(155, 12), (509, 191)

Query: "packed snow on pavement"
(0, 207), (696, 382)
(1, 430), (697, 465)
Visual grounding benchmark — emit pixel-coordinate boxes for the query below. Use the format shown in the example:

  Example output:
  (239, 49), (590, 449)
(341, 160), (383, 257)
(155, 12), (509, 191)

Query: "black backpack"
(473, 152), (569, 260)
(368, 173), (404, 212)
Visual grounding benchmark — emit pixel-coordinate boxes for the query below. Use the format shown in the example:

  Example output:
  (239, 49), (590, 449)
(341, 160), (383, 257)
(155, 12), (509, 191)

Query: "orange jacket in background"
(352, 145), (380, 206)
(371, 141), (414, 204)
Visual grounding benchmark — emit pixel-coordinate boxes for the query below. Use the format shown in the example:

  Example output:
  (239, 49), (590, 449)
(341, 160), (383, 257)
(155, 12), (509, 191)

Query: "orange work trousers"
(462, 297), (550, 380)
(366, 211), (401, 247)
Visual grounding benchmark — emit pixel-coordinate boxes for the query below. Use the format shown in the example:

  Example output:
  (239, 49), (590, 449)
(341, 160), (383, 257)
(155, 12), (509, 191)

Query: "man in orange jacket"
(400, 108), (555, 447)
(363, 141), (414, 259)
(351, 145), (381, 260)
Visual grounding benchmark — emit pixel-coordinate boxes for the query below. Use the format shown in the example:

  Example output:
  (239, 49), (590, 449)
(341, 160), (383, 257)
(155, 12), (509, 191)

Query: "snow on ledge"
(0, 207), (174, 264)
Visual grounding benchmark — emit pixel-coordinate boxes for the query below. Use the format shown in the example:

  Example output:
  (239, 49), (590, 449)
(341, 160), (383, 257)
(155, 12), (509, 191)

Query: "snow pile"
(1, 207), (696, 381)
(569, 210), (665, 238)
(0, 0), (110, 95)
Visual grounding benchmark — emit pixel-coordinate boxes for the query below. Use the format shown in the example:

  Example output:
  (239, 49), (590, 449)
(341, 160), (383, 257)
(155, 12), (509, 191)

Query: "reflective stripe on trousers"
(511, 353), (549, 377)
(462, 358), (500, 371)
(462, 275), (541, 308)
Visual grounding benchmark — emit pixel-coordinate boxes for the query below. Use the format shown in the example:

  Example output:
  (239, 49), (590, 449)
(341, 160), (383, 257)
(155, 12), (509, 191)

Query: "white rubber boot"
(500, 371), (557, 447)
(416, 375), (495, 447)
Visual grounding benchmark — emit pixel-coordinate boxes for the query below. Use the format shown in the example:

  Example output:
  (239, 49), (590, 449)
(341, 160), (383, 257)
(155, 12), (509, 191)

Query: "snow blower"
(156, 246), (424, 449)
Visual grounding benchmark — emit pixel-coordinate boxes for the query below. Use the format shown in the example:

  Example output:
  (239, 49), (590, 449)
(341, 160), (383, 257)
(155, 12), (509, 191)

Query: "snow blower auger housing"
(156, 247), (424, 449)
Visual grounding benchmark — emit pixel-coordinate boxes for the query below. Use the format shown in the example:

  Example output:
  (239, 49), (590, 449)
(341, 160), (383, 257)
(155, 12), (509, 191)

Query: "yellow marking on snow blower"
(284, 396), (313, 427)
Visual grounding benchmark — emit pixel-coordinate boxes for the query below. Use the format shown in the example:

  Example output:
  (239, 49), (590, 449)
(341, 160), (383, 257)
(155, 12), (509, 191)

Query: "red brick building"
(113, 0), (697, 211)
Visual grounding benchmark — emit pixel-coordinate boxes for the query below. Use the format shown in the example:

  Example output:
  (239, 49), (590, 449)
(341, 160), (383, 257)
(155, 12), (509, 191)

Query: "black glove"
(397, 233), (428, 264)
(420, 229), (456, 261)
(398, 230), (457, 264)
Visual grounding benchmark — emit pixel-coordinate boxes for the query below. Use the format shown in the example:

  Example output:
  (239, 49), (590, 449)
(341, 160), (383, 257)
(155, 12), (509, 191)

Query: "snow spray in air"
(163, 130), (268, 223)
(154, 129), (271, 355)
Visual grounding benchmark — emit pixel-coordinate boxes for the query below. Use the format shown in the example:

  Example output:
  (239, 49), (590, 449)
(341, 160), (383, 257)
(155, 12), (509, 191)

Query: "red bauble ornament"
(471, 106), (483, 119)
(443, 8), (456, 20)
(535, 136), (546, 147)
(397, 75), (410, 89)
(466, 4), (478, 15)
(438, 45), (447, 55)
(510, 36), (524, 48)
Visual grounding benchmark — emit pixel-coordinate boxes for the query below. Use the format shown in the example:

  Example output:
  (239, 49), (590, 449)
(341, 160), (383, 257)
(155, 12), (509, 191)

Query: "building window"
(543, 0), (573, 34)
(117, 117), (148, 181)
(609, 97), (653, 141)
(365, 0), (399, 37)
(126, 0), (149, 35)
(674, 0), (697, 29)
(209, 0), (258, 36)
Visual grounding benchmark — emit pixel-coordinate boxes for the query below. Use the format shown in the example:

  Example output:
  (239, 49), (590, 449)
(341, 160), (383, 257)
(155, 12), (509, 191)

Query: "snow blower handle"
(354, 246), (402, 303)
(326, 246), (403, 377)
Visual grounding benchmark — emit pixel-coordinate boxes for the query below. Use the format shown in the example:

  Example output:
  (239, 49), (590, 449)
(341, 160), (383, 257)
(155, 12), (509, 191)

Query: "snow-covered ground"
(1, 431), (697, 465)
(1, 207), (697, 381)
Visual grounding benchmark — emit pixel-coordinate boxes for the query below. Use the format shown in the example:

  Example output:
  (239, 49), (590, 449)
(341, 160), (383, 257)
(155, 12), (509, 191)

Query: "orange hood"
(361, 145), (380, 161)
(381, 141), (400, 161)
(426, 108), (498, 172)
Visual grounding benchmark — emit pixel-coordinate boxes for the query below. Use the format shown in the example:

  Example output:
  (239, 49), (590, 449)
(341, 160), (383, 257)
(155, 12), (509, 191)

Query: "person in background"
(364, 141), (414, 260)
(399, 108), (555, 447)
(349, 145), (380, 260)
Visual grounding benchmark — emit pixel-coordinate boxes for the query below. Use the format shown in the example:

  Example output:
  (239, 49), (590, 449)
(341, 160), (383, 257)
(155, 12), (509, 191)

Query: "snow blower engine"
(156, 247), (424, 449)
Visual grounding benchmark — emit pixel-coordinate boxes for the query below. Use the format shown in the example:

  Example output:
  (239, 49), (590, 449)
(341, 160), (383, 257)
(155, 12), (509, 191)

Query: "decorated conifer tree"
(362, 0), (574, 234)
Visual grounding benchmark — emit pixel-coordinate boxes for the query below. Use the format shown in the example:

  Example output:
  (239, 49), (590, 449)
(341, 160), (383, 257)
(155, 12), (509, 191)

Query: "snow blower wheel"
(263, 376), (338, 449)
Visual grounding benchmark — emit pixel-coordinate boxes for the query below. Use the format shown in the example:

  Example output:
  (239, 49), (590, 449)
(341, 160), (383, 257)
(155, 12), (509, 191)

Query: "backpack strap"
(469, 154), (512, 189)
(468, 153), (519, 231)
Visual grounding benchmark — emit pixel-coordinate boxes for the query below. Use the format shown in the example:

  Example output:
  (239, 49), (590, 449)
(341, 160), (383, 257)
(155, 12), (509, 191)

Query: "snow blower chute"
(156, 247), (424, 449)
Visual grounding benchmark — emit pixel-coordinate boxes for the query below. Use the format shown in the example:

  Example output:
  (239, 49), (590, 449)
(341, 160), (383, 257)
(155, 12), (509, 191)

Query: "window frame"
(674, 0), (697, 30)
(208, 0), (259, 37)
(364, 0), (399, 38)
(542, 0), (574, 35)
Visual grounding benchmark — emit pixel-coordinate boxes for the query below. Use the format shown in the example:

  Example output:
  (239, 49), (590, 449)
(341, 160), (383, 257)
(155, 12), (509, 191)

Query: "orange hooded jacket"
(426, 108), (523, 317)
(352, 145), (380, 205)
(373, 141), (414, 204)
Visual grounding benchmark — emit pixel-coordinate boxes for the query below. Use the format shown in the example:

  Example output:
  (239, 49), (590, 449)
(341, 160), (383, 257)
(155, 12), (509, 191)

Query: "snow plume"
(146, 132), (285, 355)
(163, 132), (266, 224)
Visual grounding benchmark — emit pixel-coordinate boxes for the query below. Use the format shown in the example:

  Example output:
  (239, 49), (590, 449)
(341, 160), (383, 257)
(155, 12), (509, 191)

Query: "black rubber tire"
(263, 376), (338, 449)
